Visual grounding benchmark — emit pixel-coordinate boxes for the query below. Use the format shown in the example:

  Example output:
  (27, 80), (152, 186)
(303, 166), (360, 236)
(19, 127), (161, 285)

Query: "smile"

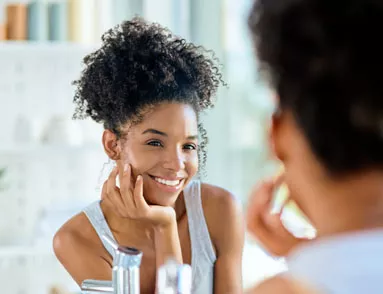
(153, 177), (181, 186)
(148, 175), (185, 192)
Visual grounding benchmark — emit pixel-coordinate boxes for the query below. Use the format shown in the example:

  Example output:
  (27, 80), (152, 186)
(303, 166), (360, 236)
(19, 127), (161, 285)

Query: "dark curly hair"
(248, 0), (383, 175)
(73, 17), (224, 172)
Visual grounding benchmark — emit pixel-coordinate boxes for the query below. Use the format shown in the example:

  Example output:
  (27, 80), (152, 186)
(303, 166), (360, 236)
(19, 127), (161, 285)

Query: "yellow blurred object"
(49, 285), (71, 294)
(67, 0), (81, 42)
(6, 3), (27, 40)
(0, 23), (6, 40)
(68, 0), (97, 43)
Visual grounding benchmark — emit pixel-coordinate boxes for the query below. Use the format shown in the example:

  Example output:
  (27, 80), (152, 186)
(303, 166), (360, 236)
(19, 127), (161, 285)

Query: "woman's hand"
(246, 175), (309, 257)
(102, 164), (176, 228)
(101, 164), (183, 278)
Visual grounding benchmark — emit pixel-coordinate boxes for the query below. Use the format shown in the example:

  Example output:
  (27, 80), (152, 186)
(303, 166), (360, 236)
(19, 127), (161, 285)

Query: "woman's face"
(118, 102), (199, 206)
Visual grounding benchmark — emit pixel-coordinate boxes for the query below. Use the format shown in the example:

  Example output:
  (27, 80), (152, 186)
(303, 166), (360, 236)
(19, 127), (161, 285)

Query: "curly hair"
(248, 0), (383, 175)
(73, 17), (224, 172)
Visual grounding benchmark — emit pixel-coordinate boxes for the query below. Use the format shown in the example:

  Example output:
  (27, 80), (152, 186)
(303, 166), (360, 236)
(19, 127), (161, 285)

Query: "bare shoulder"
(53, 212), (112, 285)
(200, 182), (240, 208)
(246, 276), (320, 294)
(200, 183), (244, 252)
(200, 183), (242, 221)
(53, 212), (105, 257)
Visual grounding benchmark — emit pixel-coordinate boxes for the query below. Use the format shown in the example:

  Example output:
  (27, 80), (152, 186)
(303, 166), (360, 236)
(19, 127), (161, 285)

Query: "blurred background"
(0, 0), (301, 293)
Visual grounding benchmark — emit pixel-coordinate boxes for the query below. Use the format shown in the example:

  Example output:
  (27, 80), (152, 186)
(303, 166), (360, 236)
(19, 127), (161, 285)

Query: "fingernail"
(124, 164), (129, 172)
(136, 175), (141, 182)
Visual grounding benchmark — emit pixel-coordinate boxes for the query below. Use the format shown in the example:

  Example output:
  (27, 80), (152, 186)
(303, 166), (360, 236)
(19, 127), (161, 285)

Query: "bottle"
(82, 234), (143, 293)
(157, 259), (192, 294)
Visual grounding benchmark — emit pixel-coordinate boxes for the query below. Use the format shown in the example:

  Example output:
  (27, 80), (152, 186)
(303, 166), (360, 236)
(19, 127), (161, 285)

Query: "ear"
(102, 129), (121, 160)
(270, 105), (285, 161)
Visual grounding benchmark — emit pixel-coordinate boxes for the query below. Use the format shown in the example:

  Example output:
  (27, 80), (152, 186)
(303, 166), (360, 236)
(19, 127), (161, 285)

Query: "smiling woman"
(114, 103), (199, 206)
(52, 17), (244, 294)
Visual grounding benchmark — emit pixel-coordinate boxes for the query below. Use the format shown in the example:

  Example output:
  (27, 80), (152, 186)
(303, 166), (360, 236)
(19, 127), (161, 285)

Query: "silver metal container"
(81, 235), (143, 294)
(157, 259), (192, 294)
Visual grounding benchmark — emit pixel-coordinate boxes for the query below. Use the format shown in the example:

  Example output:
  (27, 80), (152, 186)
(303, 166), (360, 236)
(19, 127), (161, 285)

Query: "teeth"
(154, 177), (181, 187)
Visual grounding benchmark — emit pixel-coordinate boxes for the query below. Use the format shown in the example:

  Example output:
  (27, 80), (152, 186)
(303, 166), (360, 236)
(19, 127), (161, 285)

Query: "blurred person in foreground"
(246, 0), (383, 293)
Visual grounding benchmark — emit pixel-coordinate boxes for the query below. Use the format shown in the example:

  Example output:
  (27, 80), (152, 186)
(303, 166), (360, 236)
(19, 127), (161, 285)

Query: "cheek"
(186, 153), (199, 173)
(284, 159), (309, 205)
(120, 146), (154, 175)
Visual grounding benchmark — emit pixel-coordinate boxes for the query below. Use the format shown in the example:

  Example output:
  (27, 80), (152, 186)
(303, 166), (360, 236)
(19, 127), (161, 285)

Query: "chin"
(142, 174), (188, 206)
(143, 182), (183, 206)
(145, 192), (179, 207)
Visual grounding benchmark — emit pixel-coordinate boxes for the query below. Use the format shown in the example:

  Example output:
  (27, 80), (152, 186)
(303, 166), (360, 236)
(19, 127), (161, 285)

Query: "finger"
(246, 176), (286, 237)
(263, 213), (284, 231)
(247, 213), (280, 253)
(101, 180), (121, 215)
(107, 167), (120, 196)
(259, 185), (291, 236)
(247, 180), (274, 220)
(107, 167), (126, 215)
(101, 180), (108, 201)
(263, 212), (296, 238)
(246, 182), (272, 236)
(133, 175), (148, 212)
(251, 180), (274, 205)
(273, 172), (285, 188)
(247, 208), (284, 246)
(119, 163), (136, 209)
(119, 163), (132, 192)
(255, 212), (288, 241)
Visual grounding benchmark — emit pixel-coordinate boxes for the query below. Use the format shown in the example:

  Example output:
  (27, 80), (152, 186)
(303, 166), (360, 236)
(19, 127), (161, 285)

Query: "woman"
(53, 18), (244, 294)
(246, 0), (383, 293)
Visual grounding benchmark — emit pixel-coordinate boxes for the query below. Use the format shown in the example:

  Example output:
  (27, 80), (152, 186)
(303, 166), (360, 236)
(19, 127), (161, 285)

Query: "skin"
(53, 102), (244, 294)
(245, 276), (320, 294)
(246, 108), (383, 294)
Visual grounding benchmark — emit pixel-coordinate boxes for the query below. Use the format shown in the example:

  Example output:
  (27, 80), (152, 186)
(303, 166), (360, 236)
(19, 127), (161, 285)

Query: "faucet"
(81, 234), (143, 294)
(81, 234), (192, 294)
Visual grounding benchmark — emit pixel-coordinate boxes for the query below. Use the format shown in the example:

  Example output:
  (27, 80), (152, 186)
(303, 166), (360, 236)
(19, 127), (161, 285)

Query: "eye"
(147, 140), (163, 147)
(183, 144), (197, 150)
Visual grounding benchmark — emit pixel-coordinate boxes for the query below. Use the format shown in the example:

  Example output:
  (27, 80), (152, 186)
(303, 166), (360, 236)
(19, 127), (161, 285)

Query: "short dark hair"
(73, 17), (224, 171)
(248, 0), (383, 174)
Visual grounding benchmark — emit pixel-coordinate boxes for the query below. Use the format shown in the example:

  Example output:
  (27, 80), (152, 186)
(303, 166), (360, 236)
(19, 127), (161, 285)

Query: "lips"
(152, 177), (181, 186)
(148, 175), (185, 192)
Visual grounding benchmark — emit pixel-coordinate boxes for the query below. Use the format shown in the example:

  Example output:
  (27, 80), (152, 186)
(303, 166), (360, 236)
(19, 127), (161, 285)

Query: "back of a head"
(248, 0), (383, 175)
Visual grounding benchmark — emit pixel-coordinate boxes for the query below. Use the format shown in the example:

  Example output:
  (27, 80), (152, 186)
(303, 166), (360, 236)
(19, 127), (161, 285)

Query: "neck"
(303, 171), (383, 238)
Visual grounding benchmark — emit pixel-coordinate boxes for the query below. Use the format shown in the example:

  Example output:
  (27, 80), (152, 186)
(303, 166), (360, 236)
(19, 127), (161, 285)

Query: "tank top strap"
(83, 201), (116, 259)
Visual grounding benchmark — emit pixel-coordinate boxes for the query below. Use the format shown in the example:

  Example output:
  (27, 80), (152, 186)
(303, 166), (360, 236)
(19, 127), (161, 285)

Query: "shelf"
(0, 143), (103, 155)
(0, 41), (99, 52)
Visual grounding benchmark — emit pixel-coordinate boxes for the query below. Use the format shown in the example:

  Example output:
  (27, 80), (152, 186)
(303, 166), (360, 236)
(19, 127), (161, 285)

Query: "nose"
(163, 148), (185, 171)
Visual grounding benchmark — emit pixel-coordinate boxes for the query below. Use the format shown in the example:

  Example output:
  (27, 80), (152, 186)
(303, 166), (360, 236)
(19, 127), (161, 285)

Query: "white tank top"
(83, 180), (216, 294)
(285, 229), (383, 293)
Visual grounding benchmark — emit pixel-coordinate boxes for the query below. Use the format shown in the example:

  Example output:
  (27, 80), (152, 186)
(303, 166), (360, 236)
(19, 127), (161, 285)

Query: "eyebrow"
(142, 128), (198, 140)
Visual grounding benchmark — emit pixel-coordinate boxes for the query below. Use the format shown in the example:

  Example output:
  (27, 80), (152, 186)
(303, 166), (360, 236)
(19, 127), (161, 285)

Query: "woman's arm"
(153, 219), (183, 267)
(53, 220), (112, 286)
(202, 184), (245, 294)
